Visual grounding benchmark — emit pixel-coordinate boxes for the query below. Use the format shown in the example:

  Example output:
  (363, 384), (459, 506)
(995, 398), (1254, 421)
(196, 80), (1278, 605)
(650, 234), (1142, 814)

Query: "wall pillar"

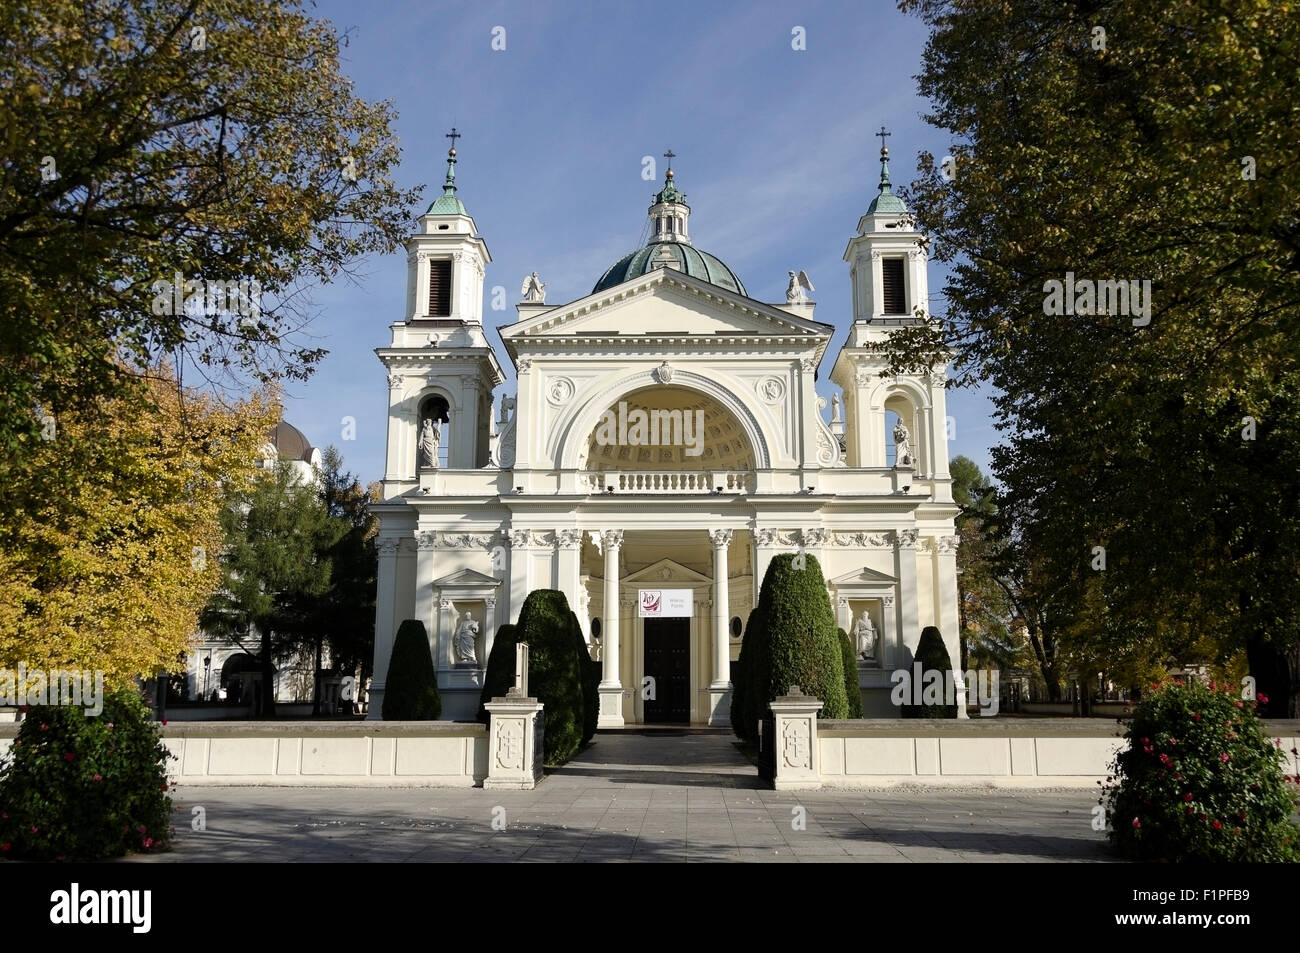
(708, 529), (732, 726)
(937, 534), (967, 717)
(598, 529), (624, 727)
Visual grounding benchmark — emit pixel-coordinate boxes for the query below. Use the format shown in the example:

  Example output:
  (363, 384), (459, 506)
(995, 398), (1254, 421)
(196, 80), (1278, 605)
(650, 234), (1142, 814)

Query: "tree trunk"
(260, 626), (277, 717)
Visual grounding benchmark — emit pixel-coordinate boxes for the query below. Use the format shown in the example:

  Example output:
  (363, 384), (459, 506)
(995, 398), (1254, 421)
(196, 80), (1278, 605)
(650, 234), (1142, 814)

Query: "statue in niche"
(418, 416), (441, 468)
(454, 611), (480, 664)
(854, 611), (878, 662)
(893, 420), (913, 468)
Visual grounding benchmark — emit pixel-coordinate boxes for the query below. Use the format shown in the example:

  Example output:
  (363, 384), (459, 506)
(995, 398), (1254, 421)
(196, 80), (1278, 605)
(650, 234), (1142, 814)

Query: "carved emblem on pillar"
(377, 538), (399, 556)
(416, 530), (438, 550)
(387, 374), (402, 390)
(710, 529), (733, 549)
(557, 529), (582, 550)
(937, 534), (960, 554)
(897, 529), (920, 549)
(754, 528), (779, 547)
(510, 529), (531, 549)
(601, 529), (624, 549)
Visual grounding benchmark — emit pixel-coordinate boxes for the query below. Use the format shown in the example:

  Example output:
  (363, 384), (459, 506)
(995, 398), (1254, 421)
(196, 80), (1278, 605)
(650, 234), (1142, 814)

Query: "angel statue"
(418, 417), (440, 469)
(893, 420), (913, 468)
(520, 271), (546, 304)
(786, 269), (814, 304)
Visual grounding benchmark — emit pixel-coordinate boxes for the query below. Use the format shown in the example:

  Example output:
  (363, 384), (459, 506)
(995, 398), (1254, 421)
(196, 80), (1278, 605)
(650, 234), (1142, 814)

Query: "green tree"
(837, 628), (864, 718)
(477, 623), (520, 721)
(514, 590), (587, 765)
(381, 620), (440, 720)
(897, 0), (1300, 714)
(902, 626), (958, 719)
(0, 0), (419, 460)
(744, 554), (849, 723)
(200, 457), (344, 716)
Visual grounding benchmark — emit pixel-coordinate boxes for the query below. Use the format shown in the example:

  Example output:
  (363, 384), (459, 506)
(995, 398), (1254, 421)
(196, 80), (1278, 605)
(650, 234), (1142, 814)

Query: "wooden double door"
(642, 616), (690, 723)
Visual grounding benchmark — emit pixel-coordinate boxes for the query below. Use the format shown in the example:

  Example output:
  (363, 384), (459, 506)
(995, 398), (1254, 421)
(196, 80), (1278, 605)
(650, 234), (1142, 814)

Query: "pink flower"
(63, 752), (74, 761)
(39, 723), (47, 730)
(142, 837), (153, 849)
(92, 774), (102, 782)
(1234, 700), (1243, 708)
(1191, 713), (1201, 721)
(1198, 813), (1207, 822)
(0, 843), (8, 852)
(1257, 692), (1269, 704)
(1141, 737), (1150, 745)
(1211, 820), (1222, 830)
(1131, 817), (1141, 829)
(161, 719), (167, 726)
(1185, 807), (1195, 815)
(29, 825), (37, 834)
(1183, 793), (1193, 802)
(1209, 681), (1217, 690)
(1219, 752), (1230, 763)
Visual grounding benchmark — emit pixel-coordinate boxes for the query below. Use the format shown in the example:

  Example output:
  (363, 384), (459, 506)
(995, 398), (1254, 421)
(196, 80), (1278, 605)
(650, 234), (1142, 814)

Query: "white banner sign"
(638, 589), (693, 618)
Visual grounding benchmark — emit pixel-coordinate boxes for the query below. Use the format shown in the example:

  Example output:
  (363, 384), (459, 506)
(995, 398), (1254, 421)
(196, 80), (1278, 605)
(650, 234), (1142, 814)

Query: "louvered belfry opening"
(881, 257), (906, 315)
(428, 259), (452, 316)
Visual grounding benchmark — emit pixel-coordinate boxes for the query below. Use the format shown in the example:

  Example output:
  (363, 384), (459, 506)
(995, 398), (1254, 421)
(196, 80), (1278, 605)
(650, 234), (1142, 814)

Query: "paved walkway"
(135, 731), (1118, 863)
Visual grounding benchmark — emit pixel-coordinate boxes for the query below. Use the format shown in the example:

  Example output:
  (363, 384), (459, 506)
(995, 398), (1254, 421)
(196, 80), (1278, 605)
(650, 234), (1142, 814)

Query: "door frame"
(633, 609), (699, 724)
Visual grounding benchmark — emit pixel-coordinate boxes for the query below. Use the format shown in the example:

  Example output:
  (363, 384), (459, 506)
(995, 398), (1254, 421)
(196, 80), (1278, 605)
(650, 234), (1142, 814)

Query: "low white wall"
(156, 722), (488, 787)
(817, 720), (1300, 789)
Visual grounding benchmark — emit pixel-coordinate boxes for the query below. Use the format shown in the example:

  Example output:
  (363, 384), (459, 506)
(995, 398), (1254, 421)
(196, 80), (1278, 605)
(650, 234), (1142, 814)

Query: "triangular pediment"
(430, 567), (502, 589)
(828, 566), (898, 587)
(500, 269), (833, 345)
(623, 557), (711, 586)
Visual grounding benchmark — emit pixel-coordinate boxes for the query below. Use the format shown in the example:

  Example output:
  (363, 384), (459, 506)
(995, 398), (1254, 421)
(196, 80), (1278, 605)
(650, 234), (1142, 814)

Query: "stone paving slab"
(127, 730), (1120, 863)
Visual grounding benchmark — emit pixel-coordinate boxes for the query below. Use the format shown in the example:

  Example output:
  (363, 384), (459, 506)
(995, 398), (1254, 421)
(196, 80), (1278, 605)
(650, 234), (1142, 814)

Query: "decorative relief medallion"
(437, 533), (499, 549)
(496, 721), (524, 771)
(546, 377), (575, 406)
(655, 361), (674, 384)
(758, 377), (785, 403)
(782, 722), (810, 769)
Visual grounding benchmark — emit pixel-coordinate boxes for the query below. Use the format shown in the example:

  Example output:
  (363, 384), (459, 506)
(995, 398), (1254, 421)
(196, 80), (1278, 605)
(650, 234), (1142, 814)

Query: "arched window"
(883, 392), (921, 471)
(884, 410), (900, 467)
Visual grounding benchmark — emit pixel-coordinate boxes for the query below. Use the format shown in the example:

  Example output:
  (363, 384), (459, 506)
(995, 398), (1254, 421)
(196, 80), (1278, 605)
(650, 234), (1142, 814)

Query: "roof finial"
(663, 148), (676, 180)
(441, 127), (460, 194)
(875, 125), (893, 192)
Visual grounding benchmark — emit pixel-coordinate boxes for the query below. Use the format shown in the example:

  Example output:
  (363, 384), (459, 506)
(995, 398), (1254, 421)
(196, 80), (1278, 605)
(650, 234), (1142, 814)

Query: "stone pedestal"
(484, 693), (545, 790)
(764, 687), (823, 791)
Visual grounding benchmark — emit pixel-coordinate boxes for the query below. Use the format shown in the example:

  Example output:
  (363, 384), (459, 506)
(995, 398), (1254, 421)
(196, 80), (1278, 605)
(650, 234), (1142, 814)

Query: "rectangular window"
(882, 258), (906, 315)
(428, 259), (452, 316)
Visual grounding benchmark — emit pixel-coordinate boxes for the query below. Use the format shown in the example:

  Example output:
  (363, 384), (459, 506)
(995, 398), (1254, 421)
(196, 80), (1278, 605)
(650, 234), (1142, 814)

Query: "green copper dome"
(594, 164), (746, 295)
(866, 146), (908, 215)
(593, 241), (746, 296)
(426, 148), (467, 215)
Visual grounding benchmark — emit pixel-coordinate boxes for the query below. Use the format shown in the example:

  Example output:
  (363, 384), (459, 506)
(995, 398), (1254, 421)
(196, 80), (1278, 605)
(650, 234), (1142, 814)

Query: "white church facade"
(368, 142), (962, 724)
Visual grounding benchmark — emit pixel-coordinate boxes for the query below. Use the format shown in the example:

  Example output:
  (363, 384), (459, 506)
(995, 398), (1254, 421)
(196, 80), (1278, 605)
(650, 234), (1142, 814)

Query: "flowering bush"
(1102, 679), (1300, 862)
(0, 686), (174, 861)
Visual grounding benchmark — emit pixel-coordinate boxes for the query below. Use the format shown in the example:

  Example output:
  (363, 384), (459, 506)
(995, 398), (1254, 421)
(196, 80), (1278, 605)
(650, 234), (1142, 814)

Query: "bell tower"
(378, 131), (503, 491)
(831, 133), (951, 485)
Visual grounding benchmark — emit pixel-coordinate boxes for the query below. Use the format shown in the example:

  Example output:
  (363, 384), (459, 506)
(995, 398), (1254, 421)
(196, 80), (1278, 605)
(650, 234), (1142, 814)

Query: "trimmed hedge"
(838, 627), (864, 718)
(477, 623), (519, 722)
(569, 610), (599, 744)
(732, 553), (848, 739)
(901, 625), (957, 718)
(730, 607), (763, 743)
(515, 589), (586, 765)
(382, 619), (441, 720)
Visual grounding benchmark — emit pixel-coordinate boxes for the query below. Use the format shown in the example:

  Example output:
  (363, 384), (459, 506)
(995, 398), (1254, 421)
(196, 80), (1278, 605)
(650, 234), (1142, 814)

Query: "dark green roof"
(592, 241), (746, 296)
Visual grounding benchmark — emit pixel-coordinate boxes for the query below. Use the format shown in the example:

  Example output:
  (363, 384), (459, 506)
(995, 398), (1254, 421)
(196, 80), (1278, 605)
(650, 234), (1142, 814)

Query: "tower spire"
(648, 152), (691, 244)
(425, 128), (469, 216)
(865, 127), (907, 216)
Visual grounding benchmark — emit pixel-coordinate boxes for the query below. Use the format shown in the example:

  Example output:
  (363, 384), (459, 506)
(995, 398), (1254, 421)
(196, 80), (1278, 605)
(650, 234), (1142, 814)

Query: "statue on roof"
(786, 269), (814, 303)
(521, 271), (546, 304)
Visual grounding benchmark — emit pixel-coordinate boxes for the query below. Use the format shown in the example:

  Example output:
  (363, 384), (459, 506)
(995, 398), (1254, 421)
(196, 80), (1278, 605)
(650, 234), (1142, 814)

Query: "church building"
(368, 140), (962, 724)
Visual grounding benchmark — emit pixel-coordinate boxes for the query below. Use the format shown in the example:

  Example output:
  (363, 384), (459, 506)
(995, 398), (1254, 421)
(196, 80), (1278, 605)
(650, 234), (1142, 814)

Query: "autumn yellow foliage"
(0, 368), (277, 684)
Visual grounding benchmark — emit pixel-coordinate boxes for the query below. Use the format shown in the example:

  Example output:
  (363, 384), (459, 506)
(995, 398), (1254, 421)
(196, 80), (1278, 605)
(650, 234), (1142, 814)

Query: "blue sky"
(286, 0), (996, 484)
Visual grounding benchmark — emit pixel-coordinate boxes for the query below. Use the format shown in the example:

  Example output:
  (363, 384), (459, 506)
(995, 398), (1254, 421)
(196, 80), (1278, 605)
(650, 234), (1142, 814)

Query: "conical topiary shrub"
(838, 627), (863, 718)
(515, 589), (586, 764)
(745, 553), (849, 724)
(568, 610), (599, 744)
(477, 623), (519, 722)
(730, 607), (763, 742)
(382, 619), (441, 720)
(900, 625), (957, 718)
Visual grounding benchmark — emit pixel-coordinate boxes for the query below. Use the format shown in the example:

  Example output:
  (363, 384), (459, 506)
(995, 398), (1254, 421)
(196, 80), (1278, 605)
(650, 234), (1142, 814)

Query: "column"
(752, 527), (779, 606)
(415, 530), (438, 662)
(508, 529), (530, 624)
(895, 528), (921, 688)
(937, 534), (967, 717)
(708, 529), (732, 726)
(598, 529), (624, 727)
(556, 529), (583, 619)
(366, 537), (400, 720)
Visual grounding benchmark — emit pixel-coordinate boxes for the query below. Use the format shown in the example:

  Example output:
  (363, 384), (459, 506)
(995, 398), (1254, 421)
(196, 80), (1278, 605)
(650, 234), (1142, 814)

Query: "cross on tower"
(875, 126), (891, 152)
(445, 127), (461, 151)
(663, 148), (676, 170)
